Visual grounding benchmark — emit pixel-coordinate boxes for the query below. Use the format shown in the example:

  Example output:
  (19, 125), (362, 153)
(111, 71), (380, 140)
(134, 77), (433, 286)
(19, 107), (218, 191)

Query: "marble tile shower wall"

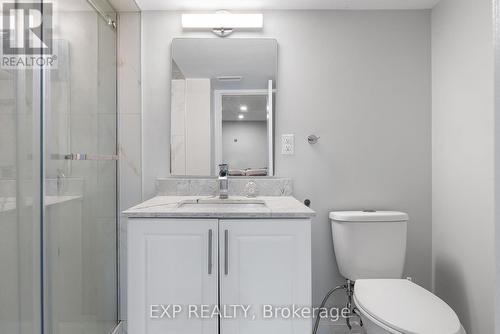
(0, 61), (16, 199)
(156, 177), (293, 197)
(45, 178), (85, 196)
(0, 180), (15, 197)
(118, 12), (143, 321)
(0, 178), (84, 197)
(44, 11), (119, 320)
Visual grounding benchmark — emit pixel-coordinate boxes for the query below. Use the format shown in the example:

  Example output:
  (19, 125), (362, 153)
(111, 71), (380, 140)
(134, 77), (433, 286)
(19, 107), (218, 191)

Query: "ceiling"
(222, 95), (268, 121)
(109, 0), (141, 12)
(33, 0), (138, 12)
(136, 0), (441, 11)
(172, 38), (277, 90)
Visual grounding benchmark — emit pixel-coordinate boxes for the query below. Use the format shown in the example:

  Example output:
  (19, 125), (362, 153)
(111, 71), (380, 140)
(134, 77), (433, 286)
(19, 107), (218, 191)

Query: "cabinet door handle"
(208, 229), (213, 275)
(224, 229), (229, 275)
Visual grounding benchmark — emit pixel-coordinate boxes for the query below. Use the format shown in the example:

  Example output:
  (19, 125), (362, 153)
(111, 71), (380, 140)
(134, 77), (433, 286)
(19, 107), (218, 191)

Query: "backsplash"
(156, 177), (293, 197)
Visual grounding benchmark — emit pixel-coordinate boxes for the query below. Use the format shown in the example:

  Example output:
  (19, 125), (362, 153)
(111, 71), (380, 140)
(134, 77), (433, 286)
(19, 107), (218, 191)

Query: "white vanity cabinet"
(128, 219), (219, 334)
(219, 219), (312, 334)
(127, 218), (311, 334)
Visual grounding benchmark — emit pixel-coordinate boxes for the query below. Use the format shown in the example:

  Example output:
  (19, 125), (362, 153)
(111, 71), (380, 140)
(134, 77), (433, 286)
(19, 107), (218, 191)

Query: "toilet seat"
(353, 279), (462, 334)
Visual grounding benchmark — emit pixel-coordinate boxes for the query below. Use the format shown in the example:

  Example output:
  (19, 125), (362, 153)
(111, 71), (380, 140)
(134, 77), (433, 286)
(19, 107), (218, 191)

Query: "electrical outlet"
(281, 134), (294, 155)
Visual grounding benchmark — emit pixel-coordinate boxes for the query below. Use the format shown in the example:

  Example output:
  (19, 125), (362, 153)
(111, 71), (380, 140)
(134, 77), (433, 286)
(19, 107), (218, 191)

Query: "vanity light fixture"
(240, 105), (248, 112)
(182, 11), (263, 37)
(238, 114), (245, 120)
(216, 75), (243, 82)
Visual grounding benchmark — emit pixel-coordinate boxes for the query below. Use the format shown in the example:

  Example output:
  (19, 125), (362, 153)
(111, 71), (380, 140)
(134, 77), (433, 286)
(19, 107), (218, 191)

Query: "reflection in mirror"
(170, 38), (277, 177)
(222, 94), (269, 176)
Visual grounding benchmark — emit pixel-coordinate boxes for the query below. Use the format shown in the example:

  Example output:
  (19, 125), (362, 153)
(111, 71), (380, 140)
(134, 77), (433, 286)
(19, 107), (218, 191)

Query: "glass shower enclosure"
(0, 0), (119, 333)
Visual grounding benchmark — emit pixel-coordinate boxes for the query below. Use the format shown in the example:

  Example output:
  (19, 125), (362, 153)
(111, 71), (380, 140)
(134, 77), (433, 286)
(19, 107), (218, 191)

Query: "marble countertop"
(123, 196), (315, 219)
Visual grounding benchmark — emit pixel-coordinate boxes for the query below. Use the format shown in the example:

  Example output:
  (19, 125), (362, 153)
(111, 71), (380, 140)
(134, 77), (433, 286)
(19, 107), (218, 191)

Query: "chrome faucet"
(218, 164), (229, 199)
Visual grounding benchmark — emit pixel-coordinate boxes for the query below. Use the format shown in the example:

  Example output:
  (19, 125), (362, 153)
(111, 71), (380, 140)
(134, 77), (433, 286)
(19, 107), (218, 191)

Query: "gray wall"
(432, 1), (495, 333)
(142, 10), (432, 332)
(222, 121), (268, 170)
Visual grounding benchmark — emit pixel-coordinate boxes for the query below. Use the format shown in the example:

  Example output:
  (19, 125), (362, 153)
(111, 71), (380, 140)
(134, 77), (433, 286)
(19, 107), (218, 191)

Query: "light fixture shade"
(182, 13), (263, 29)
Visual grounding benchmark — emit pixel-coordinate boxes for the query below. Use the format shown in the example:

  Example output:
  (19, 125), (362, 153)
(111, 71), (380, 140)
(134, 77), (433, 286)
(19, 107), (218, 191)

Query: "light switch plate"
(281, 134), (294, 155)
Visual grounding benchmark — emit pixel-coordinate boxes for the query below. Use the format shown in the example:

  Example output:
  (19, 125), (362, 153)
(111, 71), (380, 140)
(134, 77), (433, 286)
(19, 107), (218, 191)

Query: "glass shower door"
(0, 27), (43, 334)
(44, 1), (118, 334)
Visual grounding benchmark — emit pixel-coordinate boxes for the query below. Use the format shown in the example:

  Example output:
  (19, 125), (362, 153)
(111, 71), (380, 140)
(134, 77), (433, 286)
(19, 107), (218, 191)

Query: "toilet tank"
(330, 211), (408, 281)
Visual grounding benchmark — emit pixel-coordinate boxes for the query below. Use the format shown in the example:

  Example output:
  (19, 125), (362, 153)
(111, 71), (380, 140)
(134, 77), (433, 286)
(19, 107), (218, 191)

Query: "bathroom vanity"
(124, 195), (314, 334)
(124, 36), (311, 333)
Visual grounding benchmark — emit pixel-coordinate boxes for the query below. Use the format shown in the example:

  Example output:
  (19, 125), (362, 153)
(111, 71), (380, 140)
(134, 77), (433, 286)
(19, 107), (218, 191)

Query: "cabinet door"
(220, 219), (311, 334)
(128, 219), (218, 334)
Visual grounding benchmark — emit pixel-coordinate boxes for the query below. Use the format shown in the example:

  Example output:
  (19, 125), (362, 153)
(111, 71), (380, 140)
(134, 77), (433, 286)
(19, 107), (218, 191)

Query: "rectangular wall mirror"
(170, 38), (277, 177)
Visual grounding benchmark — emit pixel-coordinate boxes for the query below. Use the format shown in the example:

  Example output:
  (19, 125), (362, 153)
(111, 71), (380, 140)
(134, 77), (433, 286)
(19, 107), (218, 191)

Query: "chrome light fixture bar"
(216, 75), (243, 81)
(182, 11), (263, 37)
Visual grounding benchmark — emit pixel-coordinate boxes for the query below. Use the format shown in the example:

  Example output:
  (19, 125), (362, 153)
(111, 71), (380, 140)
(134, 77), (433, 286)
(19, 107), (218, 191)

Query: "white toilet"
(330, 211), (466, 334)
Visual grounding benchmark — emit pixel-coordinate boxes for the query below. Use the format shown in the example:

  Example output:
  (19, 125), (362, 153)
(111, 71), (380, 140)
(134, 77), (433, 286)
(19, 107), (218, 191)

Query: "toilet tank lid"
(329, 211), (408, 222)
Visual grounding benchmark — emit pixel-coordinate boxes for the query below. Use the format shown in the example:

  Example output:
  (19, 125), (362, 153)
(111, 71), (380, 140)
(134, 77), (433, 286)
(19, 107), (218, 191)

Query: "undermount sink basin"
(177, 198), (267, 210)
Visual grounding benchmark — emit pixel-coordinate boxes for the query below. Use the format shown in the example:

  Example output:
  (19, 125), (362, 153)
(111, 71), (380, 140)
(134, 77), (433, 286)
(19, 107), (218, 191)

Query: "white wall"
(171, 79), (187, 174)
(171, 78), (212, 176)
(222, 121), (268, 170)
(184, 79), (212, 175)
(431, 1), (496, 333)
(142, 10), (432, 332)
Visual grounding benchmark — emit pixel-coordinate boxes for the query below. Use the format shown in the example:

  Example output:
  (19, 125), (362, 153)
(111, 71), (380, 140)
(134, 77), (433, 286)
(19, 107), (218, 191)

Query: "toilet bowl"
(330, 211), (466, 334)
(353, 279), (465, 334)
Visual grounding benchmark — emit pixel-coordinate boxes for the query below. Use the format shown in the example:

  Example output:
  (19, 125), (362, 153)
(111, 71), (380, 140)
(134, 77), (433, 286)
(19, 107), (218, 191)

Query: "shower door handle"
(61, 153), (119, 161)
